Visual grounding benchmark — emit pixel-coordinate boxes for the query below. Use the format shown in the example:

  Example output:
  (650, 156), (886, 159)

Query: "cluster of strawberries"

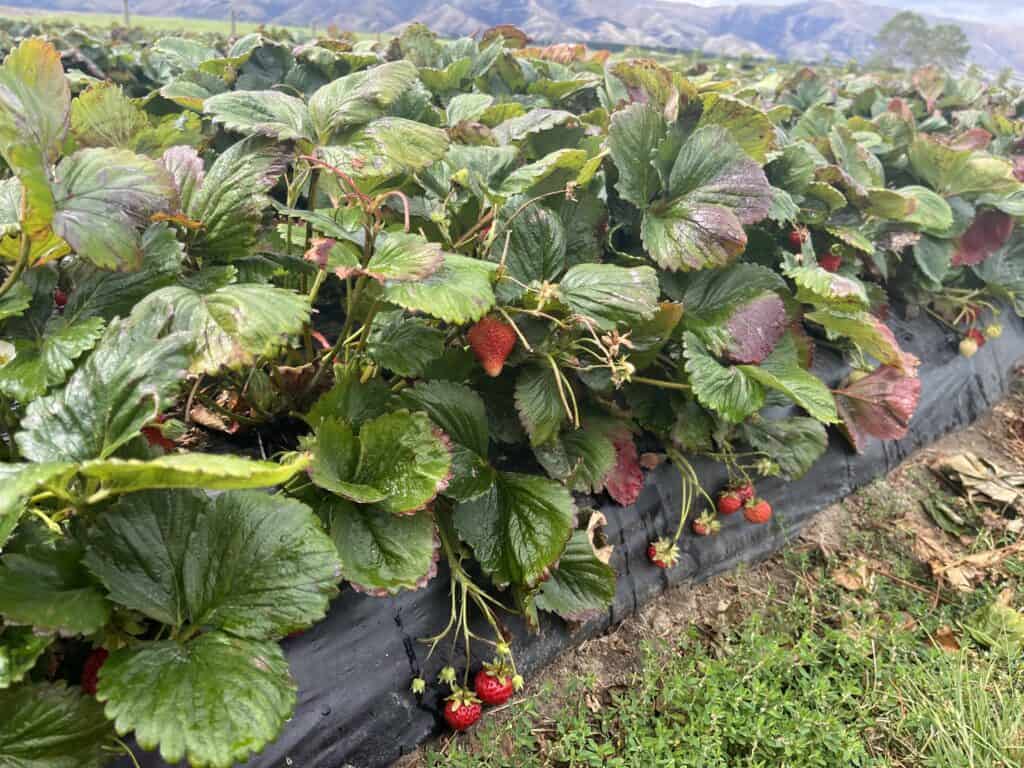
(414, 647), (524, 732)
(647, 483), (773, 570)
(788, 229), (842, 273)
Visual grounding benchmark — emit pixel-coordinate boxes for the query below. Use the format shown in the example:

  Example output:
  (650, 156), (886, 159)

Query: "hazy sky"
(673, 0), (1024, 25)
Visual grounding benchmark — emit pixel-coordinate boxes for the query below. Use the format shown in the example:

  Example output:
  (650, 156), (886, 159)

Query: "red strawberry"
(443, 688), (482, 731)
(744, 498), (773, 525)
(474, 666), (514, 706)
(717, 491), (743, 515)
(787, 229), (807, 252)
(735, 483), (755, 503)
(81, 648), (109, 695)
(54, 288), (68, 308)
(692, 512), (720, 537)
(819, 252), (842, 273)
(467, 317), (517, 377)
(966, 328), (986, 348)
(647, 537), (679, 569)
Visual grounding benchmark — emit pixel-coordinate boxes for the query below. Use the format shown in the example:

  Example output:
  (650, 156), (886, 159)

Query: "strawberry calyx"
(647, 537), (679, 569)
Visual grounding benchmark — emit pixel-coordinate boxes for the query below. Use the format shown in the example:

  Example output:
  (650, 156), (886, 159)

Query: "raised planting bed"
(2, 20), (1024, 768)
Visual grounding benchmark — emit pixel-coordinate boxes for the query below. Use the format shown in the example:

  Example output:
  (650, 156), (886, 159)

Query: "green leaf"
(491, 108), (576, 145)
(363, 230), (444, 282)
(641, 126), (772, 271)
(828, 125), (884, 188)
(399, 380), (490, 457)
(367, 312), (444, 377)
(311, 412), (452, 514)
(498, 148), (588, 197)
(515, 364), (568, 447)
(308, 60), (419, 141)
(739, 334), (838, 423)
(382, 252), (496, 324)
(738, 416), (827, 480)
(697, 93), (774, 163)
(63, 223), (185, 322)
(134, 282), (309, 375)
(70, 82), (150, 149)
(805, 308), (912, 371)
(0, 39), (70, 232)
(0, 683), (114, 768)
(787, 265), (870, 311)
(972, 236), (1024, 317)
(204, 89), (312, 141)
(319, 118), (449, 189)
(607, 103), (665, 209)
(77, 452), (310, 496)
(684, 332), (764, 423)
(0, 316), (105, 401)
(84, 489), (338, 637)
(0, 281), (31, 322)
(15, 308), (192, 463)
(913, 235), (955, 287)
(0, 538), (110, 635)
(494, 204), (567, 300)
(98, 633), (294, 768)
(560, 263), (660, 330)
(325, 499), (438, 595)
(535, 425), (617, 494)
(535, 530), (616, 621)
(0, 627), (51, 688)
(899, 185), (954, 234)
(51, 148), (178, 270)
(305, 369), (393, 430)
(186, 137), (289, 264)
(908, 136), (1022, 198)
(446, 93), (493, 125)
(0, 462), (75, 551)
(454, 471), (575, 587)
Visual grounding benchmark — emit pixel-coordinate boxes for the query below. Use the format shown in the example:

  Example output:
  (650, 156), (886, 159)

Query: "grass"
(423, 458), (1024, 767)
(0, 5), (304, 35)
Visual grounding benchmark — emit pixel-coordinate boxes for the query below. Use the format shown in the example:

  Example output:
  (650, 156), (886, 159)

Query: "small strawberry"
(735, 483), (755, 503)
(959, 337), (979, 358)
(467, 316), (517, 377)
(787, 228), (807, 252)
(744, 498), (773, 525)
(81, 648), (109, 695)
(985, 323), (1003, 340)
(443, 687), (482, 731)
(474, 662), (514, 706)
(819, 252), (842, 273)
(716, 491), (743, 515)
(53, 288), (68, 309)
(647, 537), (679, 569)
(966, 328), (986, 348)
(692, 512), (720, 537)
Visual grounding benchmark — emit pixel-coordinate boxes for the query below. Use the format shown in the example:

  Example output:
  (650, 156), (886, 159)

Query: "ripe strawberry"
(735, 483), (755, 503)
(443, 688), (482, 731)
(744, 498), (773, 525)
(819, 252), (842, 273)
(81, 648), (109, 695)
(467, 317), (517, 377)
(692, 512), (720, 537)
(717, 491), (743, 515)
(787, 228), (807, 252)
(474, 665), (514, 706)
(647, 537), (679, 569)
(53, 288), (68, 308)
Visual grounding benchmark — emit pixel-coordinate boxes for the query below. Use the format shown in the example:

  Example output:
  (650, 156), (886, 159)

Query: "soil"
(394, 366), (1024, 768)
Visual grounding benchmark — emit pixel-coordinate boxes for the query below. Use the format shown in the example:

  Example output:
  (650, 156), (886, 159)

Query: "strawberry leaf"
(604, 432), (644, 507)
(697, 93), (774, 163)
(834, 365), (922, 453)
(0, 462), (76, 551)
(97, 633), (294, 768)
(318, 118), (449, 191)
(70, 83), (151, 149)
(641, 126), (772, 271)
(805, 308), (918, 374)
(559, 263), (659, 331)
(952, 210), (1015, 267)
(51, 148), (178, 270)
(0, 682), (114, 768)
(607, 103), (666, 209)
(84, 489), (339, 638)
(454, 471), (575, 588)
(367, 312), (445, 378)
(738, 416), (827, 480)
(382, 252), (496, 324)
(684, 332), (765, 424)
(204, 89), (312, 142)
(515, 364), (568, 447)
(308, 60), (419, 141)
(740, 334), (838, 424)
(0, 316), (105, 401)
(15, 307), (192, 463)
(0, 627), (52, 688)
(535, 530), (616, 622)
(324, 498), (439, 595)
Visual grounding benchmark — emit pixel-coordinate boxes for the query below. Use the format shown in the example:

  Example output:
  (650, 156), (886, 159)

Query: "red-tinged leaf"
(887, 98), (913, 121)
(950, 128), (992, 152)
(834, 366), (922, 453)
(952, 210), (1015, 267)
(723, 293), (787, 365)
(604, 435), (643, 506)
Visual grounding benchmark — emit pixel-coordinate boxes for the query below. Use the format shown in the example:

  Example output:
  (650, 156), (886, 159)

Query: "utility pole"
(230, 4), (237, 37)
(122, 0), (130, 27)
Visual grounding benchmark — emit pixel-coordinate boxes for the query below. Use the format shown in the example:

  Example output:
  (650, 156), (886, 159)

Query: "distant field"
(0, 5), (303, 34)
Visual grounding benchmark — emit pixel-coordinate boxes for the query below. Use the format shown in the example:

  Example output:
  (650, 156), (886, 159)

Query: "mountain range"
(10, 0), (1024, 71)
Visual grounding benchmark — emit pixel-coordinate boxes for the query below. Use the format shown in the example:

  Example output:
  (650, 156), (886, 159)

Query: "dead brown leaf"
(932, 625), (961, 653)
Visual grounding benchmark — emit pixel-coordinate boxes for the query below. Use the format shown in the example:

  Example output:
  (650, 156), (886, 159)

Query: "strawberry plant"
(0, 20), (1022, 767)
